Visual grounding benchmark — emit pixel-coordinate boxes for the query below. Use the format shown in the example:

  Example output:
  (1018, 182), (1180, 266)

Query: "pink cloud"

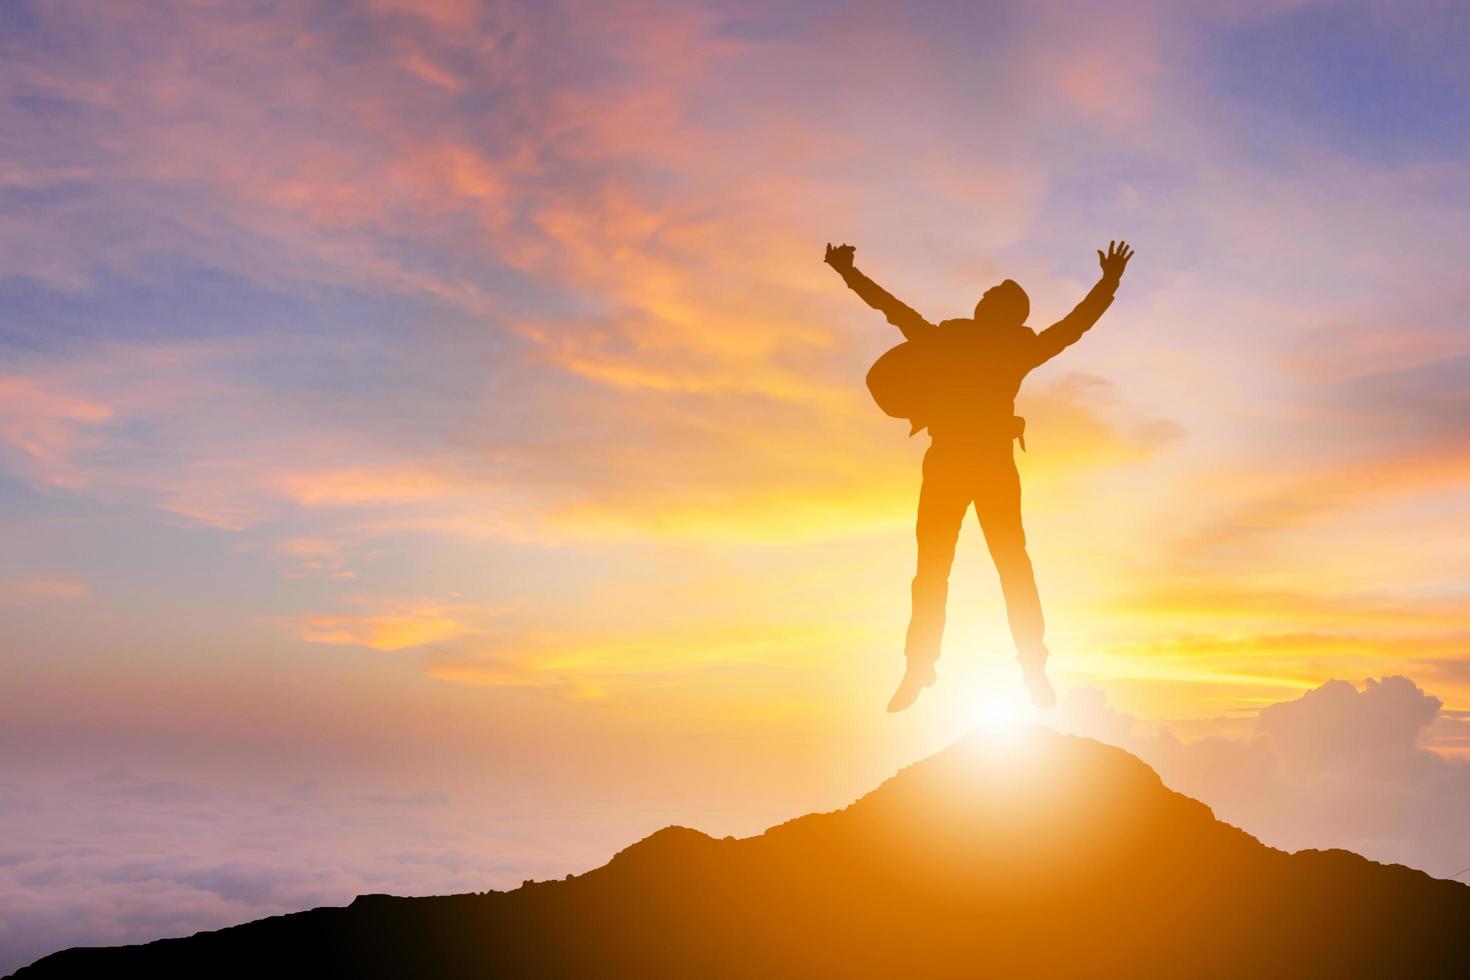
(0, 377), (113, 491)
(0, 575), (90, 605)
(271, 538), (359, 579)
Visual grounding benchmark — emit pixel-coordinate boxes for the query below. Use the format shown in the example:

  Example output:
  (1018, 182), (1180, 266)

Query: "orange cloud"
(418, 619), (874, 723)
(1182, 439), (1470, 556)
(1105, 580), (1470, 632)
(286, 598), (503, 652)
(272, 466), (465, 508)
(421, 653), (603, 700)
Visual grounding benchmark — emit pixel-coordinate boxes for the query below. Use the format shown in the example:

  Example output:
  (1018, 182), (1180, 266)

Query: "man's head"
(973, 279), (1029, 326)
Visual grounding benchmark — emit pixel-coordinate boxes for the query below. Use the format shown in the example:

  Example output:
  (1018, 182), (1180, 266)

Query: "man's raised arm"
(824, 243), (934, 341)
(1032, 240), (1135, 366)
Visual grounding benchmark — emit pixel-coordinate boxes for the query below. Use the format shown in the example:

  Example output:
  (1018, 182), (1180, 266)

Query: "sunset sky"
(4, 0), (1470, 969)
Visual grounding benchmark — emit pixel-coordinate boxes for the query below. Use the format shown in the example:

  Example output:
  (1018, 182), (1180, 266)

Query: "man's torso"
(922, 318), (1039, 446)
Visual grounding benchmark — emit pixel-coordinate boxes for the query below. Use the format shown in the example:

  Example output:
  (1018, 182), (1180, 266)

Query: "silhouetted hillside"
(13, 727), (1470, 978)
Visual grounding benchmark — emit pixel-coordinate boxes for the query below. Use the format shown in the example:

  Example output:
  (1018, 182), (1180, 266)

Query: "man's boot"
(1018, 645), (1055, 709)
(888, 658), (937, 713)
(896, 579), (945, 712)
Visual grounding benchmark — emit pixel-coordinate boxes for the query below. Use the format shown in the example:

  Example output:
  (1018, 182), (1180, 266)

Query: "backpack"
(866, 337), (939, 435)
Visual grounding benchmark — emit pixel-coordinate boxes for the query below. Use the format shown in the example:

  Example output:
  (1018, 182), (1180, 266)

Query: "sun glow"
(972, 687), (1036, 736)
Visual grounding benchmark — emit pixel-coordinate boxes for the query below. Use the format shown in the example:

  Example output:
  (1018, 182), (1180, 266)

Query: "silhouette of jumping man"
(827, 240), (1135, 712)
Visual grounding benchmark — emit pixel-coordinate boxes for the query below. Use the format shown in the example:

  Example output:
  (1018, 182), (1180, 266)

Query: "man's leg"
(890, 450), (970, 712)
(974, 455), (1055, 707)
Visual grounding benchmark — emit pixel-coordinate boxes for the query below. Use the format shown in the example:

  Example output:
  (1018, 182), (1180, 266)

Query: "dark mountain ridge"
(14, 726), (1470, 977)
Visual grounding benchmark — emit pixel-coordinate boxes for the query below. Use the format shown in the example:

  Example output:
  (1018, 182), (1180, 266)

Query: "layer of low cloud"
(5, 674), (1469, 974)
(0, 770), (645, 976)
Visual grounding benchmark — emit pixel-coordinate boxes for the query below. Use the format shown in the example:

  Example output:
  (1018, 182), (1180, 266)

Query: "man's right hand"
(824, 242), (856, 272)
(1097, 240), (1134, 282)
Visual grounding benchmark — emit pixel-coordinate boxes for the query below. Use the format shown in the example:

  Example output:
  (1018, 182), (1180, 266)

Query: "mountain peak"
(14, 726), (1470, 978)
